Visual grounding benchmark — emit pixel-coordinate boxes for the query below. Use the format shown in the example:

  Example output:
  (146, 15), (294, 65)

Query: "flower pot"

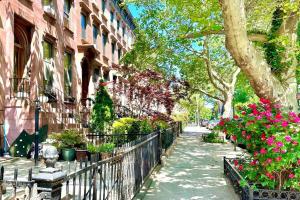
(76, 150), (89, 161)
(89, 153), (100, 161)
(62, 148), (76, 161)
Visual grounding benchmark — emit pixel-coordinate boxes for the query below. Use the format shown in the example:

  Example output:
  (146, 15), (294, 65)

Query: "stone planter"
(224, 157), (300, 200)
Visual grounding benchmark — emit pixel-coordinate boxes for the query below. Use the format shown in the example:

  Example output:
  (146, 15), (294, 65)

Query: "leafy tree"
(90, 81), (114, 134)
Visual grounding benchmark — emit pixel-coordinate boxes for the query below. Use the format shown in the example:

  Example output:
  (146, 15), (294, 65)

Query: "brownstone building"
(0, 0), (135, 151)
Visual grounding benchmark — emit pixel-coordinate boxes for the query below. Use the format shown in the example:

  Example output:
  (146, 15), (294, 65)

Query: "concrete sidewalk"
(135, 125), (244, 200)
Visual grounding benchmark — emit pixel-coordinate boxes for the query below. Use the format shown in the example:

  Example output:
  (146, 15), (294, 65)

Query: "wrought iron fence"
(224, 157), (300, 200)
(61, 131), (160, 200)
(0, 122), (182, 199)
(9, 78), (30, 99)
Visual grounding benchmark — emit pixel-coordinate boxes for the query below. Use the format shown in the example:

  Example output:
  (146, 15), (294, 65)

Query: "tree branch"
(203, 40), (230, 92)
(181, 30), (268, 42)
(230, 68), (241, 87)
(197, 88), (225, 102)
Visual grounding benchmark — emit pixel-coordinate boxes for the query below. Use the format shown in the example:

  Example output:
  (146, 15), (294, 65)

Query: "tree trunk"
(222, 92), (233, 118)
(219, 0), (298, 110)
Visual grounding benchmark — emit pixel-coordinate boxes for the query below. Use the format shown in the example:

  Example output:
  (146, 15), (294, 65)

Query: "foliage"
(113, 66), (188, 117)
(90, 80), (115, 134)
(203, 132), (224, 143)
(49, 129), (86, 149)
(216, 99), (300, 191)
(87, 143), (115, 153)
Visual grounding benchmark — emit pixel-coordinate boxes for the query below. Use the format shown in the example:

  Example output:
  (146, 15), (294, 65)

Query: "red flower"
(275, 156), (282, 162)
(261, 133), (266, 141)
(266, 172), (275, 179)
(219, 120), (225, 126)
(241, 111), (246, 115)
(238, 164), (243, 171)
(260, 98), (270, 105)
(233, 159), (239, 166)
(275, 113), (282, 120)
(232, 135), (237, 141)
(233, 115), (239, 120)
(246, 135), (251, 140)
(281, 121), (289, 127)
(260, 148), (267, 154)
(266, 158), (272, 164)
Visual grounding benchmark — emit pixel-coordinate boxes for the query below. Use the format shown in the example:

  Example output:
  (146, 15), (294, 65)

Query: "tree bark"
(219, 0), (298, 110)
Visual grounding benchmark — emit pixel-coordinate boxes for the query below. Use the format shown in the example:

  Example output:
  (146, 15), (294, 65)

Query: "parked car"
(207, 119), (220, 130)
(201, 120), (209, 127)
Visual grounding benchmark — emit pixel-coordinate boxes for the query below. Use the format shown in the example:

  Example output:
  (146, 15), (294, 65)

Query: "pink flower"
(265, 111), (272, 117)
(242, 131), (246, 137)
(288, 174), (295, 179)
(276, 141), (284, 148)
(248, 104), (257, 109)
(256, 115), (262, 120)
(289, 112), (297, 118)
(292, 141), (298, 146)
(266, 172), (274, 179)
(272, 147), (280, 153)
(265, 124), (271, 129)
(266, 158), (272, 164)
(297, 159), (300, 165)
(246, 135), (251, 140)
(281, 121), (289, 127)
(241, 111), (246, 115)
(274, 104), (281, 109)
(260, 148), (267, 154)
(275, 156), (282, 162)
(293, 117), (300, 123)
(285, 135), (292, 142)
(254, 151), (259, 157)
(266, 137), (274, 146)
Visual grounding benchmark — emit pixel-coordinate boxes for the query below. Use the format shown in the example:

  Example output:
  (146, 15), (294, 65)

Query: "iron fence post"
(34, 99), (41, 166)
(157, 129), (162, 165)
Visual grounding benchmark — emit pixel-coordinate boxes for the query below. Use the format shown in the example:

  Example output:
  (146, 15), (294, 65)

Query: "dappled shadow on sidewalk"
(136, 126), (242, 200)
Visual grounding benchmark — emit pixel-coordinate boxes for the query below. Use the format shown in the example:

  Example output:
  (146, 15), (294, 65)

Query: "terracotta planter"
(76, 150), (89, 161)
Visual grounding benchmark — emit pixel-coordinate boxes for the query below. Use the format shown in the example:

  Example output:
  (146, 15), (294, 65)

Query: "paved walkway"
(135, 126), (245, 200)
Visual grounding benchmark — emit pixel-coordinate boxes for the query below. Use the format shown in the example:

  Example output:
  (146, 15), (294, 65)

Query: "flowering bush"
(216, 98), (300, 191)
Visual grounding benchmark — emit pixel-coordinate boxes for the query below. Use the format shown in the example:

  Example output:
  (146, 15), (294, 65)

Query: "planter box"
(224, 157), (300, 200)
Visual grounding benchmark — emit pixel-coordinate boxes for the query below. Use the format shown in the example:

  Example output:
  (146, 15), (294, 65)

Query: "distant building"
(0, 0), (135, 148)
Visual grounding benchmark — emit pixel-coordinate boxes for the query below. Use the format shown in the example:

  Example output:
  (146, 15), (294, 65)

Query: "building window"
(43, 40), (53, 61)
(102, 33), (108, 47)
(43, 40), (54, 90)
(118, 48), (122, 60)
(102, 0), (106, 13)
(117, 20), (120, 30)
(81, 13), (87, 39)
(43, 0), (55, 15)
(112, 42), (115, 55)
(64, 52), (72, 97)
(64, 0), (71, 19)
(122, 26), (125, 37)
(93, 24), (98, 46)
(110, 11), (114, 23)
(93, 68), (100, 83)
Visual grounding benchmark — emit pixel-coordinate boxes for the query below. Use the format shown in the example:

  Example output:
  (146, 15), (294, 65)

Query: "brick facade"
(0, 0), (135, 145)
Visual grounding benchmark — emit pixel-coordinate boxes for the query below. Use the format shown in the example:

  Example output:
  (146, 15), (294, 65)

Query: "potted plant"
(49, 129), (85, 161)
(98, 143), (115, 160)
(87, 143), (99, 161)
(75, 143), (89, 161)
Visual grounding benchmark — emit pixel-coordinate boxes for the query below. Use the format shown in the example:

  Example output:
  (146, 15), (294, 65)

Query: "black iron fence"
(0, 122), (182, 199)
(9, 78), (30, 99)
(224, 157), (300, 200)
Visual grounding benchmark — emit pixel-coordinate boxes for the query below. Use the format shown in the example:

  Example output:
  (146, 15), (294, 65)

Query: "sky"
(128, 4), (142, 18)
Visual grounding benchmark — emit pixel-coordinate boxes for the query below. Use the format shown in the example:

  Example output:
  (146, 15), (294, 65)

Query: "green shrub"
(203, 132), (224, 143)
(87, 143), (115, 153)
(49, 129), (86, 149)
(90, 80), (114, 134)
